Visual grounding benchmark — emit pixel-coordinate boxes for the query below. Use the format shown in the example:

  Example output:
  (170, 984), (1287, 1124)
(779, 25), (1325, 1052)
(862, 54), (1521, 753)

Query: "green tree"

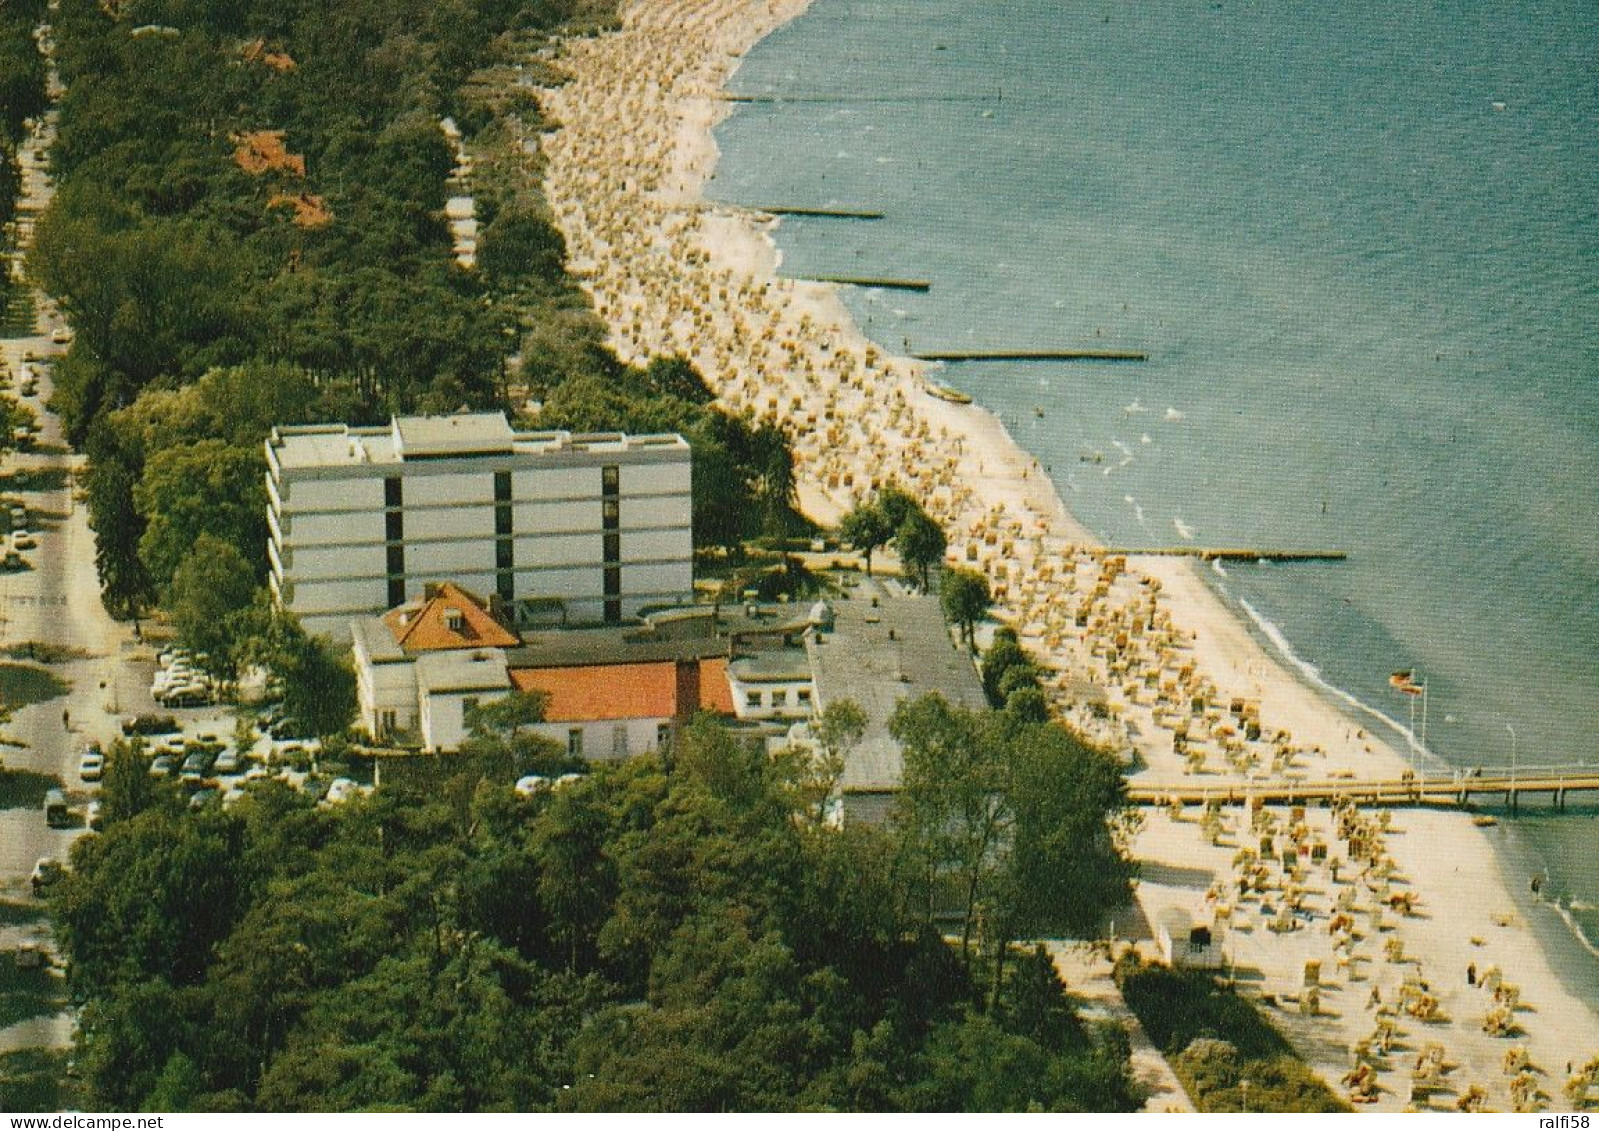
(783, 697), (865, 825)
(641, 355), (714, 404)
(242, 612), (356, 739)
(940, 567), (992, 650)
(981, 628), (1030, 706)
(97, 738), (160, 826)
(891, 695), (1132, 971)
(82, 439), (154, 619)
(167, 535), (260, 682)
(895, 510), (947, 591)
(133, 439), (267, 590)
(838, 500), (893, 577)
(465, 690), (550, 741)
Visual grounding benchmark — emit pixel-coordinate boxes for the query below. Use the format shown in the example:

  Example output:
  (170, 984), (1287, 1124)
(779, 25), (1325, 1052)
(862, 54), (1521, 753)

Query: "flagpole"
(1419, 677), (1428, 754)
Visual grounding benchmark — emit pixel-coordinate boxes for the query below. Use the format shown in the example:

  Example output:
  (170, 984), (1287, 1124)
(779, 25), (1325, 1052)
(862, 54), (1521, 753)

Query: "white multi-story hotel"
(265, 412), (693, 636)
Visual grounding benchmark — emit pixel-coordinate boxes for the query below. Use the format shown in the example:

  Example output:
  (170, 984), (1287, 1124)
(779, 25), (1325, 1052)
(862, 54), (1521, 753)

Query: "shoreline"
(534, 0), (1598, 1109)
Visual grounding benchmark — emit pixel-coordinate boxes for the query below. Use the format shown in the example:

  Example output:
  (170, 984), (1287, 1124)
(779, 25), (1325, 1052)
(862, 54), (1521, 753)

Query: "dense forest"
(53, 708), (1138, 1112)
(28, 0), (802, 632)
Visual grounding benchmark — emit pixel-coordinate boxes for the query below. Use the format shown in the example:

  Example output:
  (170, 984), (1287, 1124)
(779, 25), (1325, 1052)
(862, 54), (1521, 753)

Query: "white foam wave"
(1124, 399), (1146, 414)
(1546, 899), (1599, 962)
(1235, 597), (1450, 774)
(1174, 516), (1196, 541)
(1164, 406), (1185, 422)
(1234, 591), (1451, 771)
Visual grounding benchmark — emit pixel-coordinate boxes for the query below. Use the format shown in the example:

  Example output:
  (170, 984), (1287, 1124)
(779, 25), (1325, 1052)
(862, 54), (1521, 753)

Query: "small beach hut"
(1154, 908), (1224, 969)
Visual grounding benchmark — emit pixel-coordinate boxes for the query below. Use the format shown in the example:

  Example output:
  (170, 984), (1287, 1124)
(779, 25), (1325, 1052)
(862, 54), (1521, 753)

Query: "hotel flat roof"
(268, 415), (689, 472)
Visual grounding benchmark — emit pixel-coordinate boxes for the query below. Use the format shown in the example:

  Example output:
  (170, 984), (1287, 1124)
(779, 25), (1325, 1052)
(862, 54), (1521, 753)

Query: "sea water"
(711, 0), (1599, 985)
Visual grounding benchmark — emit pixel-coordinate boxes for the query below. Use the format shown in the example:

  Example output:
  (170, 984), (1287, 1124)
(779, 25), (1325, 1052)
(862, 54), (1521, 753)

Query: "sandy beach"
(532, 0), (1599, 1110)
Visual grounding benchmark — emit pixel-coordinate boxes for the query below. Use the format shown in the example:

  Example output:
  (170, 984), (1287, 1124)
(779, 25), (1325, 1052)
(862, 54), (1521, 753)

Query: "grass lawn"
(0, 899), (46, 927)
(0, 1048), (78, 1112)
(0, 662), (70, 710)
(1115, 955), (1349, 1113)
(0, 769), (62, 810)
(0, 952), (65, 1030)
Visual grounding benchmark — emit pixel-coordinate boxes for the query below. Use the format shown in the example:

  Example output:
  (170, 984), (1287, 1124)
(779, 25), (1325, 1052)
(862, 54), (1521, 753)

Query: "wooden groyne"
(723, 93), (997, 105)
(1098, 547), (1348, 563)
(796, 274), (931, 292)
(1129, 768), (1599, 812)
(753, 206), (884, 220)
(914, 349), (1148, 363)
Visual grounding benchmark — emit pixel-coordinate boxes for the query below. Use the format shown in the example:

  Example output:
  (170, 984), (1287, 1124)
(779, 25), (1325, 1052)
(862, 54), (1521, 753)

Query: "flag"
(1389, 670), (1424, 696)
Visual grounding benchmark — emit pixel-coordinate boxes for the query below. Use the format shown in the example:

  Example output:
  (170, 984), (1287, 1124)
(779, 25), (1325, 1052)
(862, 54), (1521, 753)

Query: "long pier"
(1098, 547), (1348, 563)
(915, 348), (1147, 363)
(1129, 768), (1599, 812)
(796, 274), (931, 292)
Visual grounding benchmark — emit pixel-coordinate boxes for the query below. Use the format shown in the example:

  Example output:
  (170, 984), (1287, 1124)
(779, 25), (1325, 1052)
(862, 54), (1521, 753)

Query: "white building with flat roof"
(266, 413), (692, 636)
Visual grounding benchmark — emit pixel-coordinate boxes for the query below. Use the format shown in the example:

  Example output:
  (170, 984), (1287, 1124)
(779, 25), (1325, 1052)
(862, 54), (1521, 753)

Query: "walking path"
(1047, 942), (1193, 1112)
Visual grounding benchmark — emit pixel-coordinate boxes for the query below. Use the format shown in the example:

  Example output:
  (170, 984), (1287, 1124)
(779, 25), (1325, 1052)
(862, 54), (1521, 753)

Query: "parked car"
(324, 778), (358, 805)
(149, 754), (176, 778)
(270, 716), (312, 740)
(159, 685), (213, 708)
(7, 504), (24, 525)
(188, 788), (220, 810)
(121, 713), (179, 737)
(514, 775), (551, 798)
(50, 327), (72, 344)
(179, 750), (213, 781)
(211, 750), (244, 776)
(43, 788), (69, 828)
(79, 748), (105, 782)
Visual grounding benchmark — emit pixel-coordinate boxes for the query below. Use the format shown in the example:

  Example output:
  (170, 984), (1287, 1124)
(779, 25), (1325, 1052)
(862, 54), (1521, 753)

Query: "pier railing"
(1130, 765), (1599, 811)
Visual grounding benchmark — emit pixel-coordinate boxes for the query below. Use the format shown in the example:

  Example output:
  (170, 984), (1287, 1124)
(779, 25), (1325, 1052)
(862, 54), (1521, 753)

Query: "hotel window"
(567, 728), (584, 758)
(496, 569), (514, 603)
(603, 566), (620, 597)
(387, 577), (405, 608)
(773, 690), (788, 708)
(656, 722), (673, 750)
(612, 724), (628, 758)
(745, 690), (762, 709)
(385, 509), (403, 542)
(384, 477), (402, 508)
(603, 531), (620, 562)
(798, 688), (812, 707)
(601, 465), (619, 496)
(602, 499), (619, 529)
(386, 543), (405, 575)
(495, 505), (513, 536)
(496, 538), (514, 570)
(604, 598), (621, 623)
(494, 471), (512, 503)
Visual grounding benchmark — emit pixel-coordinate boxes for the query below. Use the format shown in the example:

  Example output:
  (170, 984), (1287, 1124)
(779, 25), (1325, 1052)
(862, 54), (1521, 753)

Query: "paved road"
(0, 42), (124, 1053)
